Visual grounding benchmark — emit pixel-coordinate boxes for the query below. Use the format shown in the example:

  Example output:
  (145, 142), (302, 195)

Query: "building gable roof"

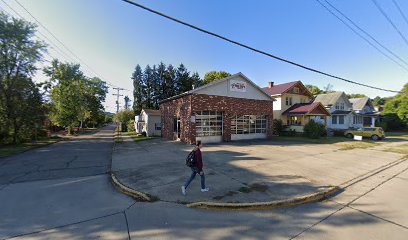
(282, 102), (331, 116)
(160, 72), (275, 103)
(313, 91), (349, 107)
(142, 109), (161, 116)
(262, 81), (313, 98)
(349, 97), (371, 110)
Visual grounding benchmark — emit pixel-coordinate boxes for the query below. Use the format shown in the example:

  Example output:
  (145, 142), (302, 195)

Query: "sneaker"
(201, 188), (209, 192)
(181, 186), (186, 195)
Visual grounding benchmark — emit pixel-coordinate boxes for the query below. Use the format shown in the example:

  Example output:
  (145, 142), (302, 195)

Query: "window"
(286, 97), (289, 106)
(293, 87), (299, 93)
(332, 116), (337, 124)
(231, 115), (266, 134)
(335, 102), (345, 110)
(353, 116), (363, 124)
(339, 115), (344, 124)
(155, 123), (161, 131)
(195, 111), (223, 137)
(288, 116), (301, 125)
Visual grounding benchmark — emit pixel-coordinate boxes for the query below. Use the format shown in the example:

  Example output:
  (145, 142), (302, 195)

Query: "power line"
(371, 0), (408, 48)
(10, 0), (131, 91)
(317, 0), (408, 71)
(120, 0), (403, 94)
(392, 0), (408, 27)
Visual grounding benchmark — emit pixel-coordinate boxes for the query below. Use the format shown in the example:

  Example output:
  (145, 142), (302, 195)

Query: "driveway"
(112, 136), (404, 204)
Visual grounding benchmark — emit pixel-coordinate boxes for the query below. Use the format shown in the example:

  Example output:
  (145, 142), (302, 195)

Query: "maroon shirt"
(194, 148), (203, 171)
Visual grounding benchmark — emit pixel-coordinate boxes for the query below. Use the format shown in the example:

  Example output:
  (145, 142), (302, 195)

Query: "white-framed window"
(195, 111), (223, 137)
(335, 102), (345, 110)
(231, 115), (266, 134)
(293, 87), (299, 93)
(288, 116), (301, 125)
(339, 115), (345, 124)
(332, 116), (337, 124)
(286, 97), (293, 106)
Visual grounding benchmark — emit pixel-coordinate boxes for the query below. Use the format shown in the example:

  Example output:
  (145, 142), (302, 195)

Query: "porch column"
(324, 116), (328, 128)
(371, 117), (375, 127)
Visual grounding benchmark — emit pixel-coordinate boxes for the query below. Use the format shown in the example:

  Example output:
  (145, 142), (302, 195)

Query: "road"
(0, 126), (407, 239)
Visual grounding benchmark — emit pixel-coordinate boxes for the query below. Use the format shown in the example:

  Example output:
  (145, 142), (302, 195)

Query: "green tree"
(347, 93), (368, 99)
(163, 64), (176, 99)
(203, 71), (231, 85)
(44, 60), (107, 134)
(143, 65), (154, 108)
(372, 96), (389, 106)
(176, 63), (191, 94)
(132, 64), (143, 114)
(382, 83), (408, 124)
(305, 85), (323, 95)
(0, 13), (46, 143)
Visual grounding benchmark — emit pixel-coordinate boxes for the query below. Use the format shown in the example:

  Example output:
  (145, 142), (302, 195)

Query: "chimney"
(268, 82), (274, 88)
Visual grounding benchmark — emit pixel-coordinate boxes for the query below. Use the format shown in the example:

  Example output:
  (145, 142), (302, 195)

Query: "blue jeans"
(184, 167), (205, 189)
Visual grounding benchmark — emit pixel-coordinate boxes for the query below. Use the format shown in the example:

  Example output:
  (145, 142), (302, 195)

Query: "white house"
(349, 97), (379, 127)
(313, 92), (357, 130)
(134, 109), (162, 137)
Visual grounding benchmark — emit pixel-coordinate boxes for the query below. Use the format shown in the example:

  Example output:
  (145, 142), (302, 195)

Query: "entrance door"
(177, 119), (181, 140)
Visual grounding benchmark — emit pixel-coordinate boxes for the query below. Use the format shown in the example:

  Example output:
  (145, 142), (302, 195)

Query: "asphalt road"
(0, 126), (407, 239)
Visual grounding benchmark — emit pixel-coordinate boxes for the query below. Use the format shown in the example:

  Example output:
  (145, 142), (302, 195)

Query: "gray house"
(313, 92), (355, 130)
(134, 109), (161, 137)
(349, 97), (379, 127)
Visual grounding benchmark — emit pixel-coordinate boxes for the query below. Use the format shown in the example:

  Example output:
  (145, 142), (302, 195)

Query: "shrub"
(375, 121), (388, 132)
(380, 113), (406, 131)
(272, 119), (284, 136)
(303, 120), (326, 139)
(127, 120), (135, 132)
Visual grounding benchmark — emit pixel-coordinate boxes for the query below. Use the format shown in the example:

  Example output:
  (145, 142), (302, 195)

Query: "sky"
(1, 0), (407, 113)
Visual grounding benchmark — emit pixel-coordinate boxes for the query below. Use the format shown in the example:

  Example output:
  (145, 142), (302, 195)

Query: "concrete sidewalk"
(111, 135), (334, 204)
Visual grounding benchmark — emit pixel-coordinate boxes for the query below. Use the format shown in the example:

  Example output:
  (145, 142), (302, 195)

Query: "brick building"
(160, 73), (275, 144)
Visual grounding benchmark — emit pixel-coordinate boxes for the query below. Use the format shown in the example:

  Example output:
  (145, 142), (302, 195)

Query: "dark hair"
(196, 140), (202, 146)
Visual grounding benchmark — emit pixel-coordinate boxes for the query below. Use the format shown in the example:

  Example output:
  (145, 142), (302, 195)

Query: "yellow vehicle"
(344, 127), (385, 140)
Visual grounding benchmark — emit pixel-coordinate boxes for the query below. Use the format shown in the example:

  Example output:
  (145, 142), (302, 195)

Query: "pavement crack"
(4, 211), (124, 240)
(123, 211), (131, 240)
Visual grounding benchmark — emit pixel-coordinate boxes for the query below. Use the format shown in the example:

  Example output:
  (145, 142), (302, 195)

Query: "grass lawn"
(0, 137), (62, 158)
(383, 132), (408, 142)
(274, 135), (380, 150)
(383, 143), (408, 157)
(126, 131), (156, 142)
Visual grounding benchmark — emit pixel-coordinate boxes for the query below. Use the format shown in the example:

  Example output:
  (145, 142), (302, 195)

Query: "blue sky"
(1, 0), (407, 112)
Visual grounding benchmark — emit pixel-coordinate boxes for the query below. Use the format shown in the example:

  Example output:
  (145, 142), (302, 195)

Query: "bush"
(381, 113), (406, 131)
(127, 120), (135, 132)
(375, 121), (388, 132)
(272, 119), (284, 136)
(303, 120), (326, 139)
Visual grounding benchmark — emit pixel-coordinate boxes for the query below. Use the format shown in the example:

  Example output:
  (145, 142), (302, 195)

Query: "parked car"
(344, 127), (385, 140)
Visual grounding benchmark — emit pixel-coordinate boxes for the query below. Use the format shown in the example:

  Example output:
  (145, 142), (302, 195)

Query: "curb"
(186, 186), (341, 211)
(110, 172), (153, 202)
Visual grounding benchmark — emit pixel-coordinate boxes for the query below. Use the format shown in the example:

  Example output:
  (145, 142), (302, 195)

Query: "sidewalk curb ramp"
(111, 172), (154, 202)
(186, 186), (341, 211)
(111, 170), (341, 210)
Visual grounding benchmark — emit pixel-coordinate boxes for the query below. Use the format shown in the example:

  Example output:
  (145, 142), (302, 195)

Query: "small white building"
(134, 109), (162, 137)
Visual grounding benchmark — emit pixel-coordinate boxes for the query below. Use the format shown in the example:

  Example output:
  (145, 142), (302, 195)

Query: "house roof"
(261, 81), (314, 98)
(313, 92), (345, 106)
(282, 102), (331, 116)
(142, 109), (161, 116)
(349, 97), (370, 110)
(261, 81), (298, 96)
(159, 72), (275, 103)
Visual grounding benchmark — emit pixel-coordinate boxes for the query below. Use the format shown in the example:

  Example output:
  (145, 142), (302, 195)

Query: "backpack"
(185, 150), (196, 167)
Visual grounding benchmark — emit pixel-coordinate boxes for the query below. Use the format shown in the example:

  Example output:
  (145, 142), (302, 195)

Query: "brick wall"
(160, 94), (274, 144)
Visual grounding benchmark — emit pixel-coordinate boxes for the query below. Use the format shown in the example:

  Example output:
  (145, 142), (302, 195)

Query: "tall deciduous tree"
(44, 60), (107, 134)
(0, 12), (46, 143)
(383, 83), (408, 123)
(203, 71), (231, 85)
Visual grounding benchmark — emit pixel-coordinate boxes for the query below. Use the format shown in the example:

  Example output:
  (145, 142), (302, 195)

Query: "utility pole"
(113, 87), (124, 135)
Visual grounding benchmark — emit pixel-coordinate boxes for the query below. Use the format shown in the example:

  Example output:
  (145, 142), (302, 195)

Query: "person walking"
(181, 141), (209, 195)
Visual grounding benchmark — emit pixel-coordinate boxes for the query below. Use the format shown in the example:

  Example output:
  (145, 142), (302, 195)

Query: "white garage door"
(231, 115), (267, 141)
(195, 111), (223, 143)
